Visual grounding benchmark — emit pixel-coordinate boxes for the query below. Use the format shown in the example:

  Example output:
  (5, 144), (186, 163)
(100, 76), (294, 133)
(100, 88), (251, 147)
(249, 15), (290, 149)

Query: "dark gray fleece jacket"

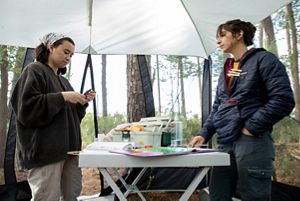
(11, 62), (87, 169)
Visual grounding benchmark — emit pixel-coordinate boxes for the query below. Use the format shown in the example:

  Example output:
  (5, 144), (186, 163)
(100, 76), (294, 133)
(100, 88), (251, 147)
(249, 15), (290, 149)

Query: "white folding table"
(79, 149), (230, 201)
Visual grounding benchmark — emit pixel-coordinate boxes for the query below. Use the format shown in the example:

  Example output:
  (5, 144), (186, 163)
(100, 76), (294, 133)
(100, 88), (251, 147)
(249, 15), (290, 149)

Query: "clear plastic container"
(171, 114), (183, 146)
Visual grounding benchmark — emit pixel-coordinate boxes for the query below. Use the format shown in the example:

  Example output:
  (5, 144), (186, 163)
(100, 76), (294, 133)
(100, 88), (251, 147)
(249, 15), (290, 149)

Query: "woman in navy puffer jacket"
(190, 19), (295, 201)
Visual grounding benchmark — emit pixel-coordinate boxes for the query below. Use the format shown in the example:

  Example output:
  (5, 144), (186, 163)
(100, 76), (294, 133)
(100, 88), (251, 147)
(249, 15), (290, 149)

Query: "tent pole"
(87, 55), (99, 137)
(80, 55), (89, 93)
(201, 56), (212, 188)
(201, 56), (212, 147)
(80, 54), (99, 137)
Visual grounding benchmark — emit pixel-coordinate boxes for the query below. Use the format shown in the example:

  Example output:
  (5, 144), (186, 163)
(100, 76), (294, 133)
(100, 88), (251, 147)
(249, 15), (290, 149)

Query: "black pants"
(209, 133), (275, 201)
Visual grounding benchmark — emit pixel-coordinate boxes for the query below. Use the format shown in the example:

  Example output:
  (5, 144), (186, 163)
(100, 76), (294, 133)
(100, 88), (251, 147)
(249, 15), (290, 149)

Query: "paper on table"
(85, 141), (134, 151)
(110, 147), (217, 157)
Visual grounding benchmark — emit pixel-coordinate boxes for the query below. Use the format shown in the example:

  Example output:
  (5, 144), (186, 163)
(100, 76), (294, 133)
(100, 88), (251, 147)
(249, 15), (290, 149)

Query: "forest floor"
(273, 143), (300, 187)
(80, 167), (202, 201)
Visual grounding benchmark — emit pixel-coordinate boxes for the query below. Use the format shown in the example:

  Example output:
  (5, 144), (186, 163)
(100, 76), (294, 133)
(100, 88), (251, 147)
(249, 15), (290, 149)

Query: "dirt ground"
(274, 143), (300, 187)
(81, 168), (101, 195)
(2, 166), (200, 200)
(81, 168), (201, 201)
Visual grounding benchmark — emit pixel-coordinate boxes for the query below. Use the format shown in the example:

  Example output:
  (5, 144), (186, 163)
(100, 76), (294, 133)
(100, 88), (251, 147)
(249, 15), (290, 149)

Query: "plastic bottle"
(174, 114), (183, 146)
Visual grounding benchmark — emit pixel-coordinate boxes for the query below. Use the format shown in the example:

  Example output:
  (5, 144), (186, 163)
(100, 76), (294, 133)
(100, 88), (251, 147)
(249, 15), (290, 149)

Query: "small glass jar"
(122, 131), (130, 142)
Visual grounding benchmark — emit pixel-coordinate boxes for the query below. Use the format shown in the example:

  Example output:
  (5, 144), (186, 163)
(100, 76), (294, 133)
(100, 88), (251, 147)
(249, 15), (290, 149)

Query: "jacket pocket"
(16, 128), (40, 163)
(213, 103), (243, 142)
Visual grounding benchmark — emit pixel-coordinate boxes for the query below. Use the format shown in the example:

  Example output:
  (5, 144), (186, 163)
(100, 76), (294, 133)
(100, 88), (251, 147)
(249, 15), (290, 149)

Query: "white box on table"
(111, 116), (172, 147)
(112, 130), (162, 147)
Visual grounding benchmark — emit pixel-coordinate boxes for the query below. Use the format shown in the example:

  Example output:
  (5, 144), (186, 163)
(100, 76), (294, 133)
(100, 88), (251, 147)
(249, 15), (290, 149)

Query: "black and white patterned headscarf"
(40, 33), (66, 49)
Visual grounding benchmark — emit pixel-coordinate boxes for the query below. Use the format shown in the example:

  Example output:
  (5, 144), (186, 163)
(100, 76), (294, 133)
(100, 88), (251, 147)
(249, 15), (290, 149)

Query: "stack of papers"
(85, 141), (135, 151)
(84, 142), (217, 157)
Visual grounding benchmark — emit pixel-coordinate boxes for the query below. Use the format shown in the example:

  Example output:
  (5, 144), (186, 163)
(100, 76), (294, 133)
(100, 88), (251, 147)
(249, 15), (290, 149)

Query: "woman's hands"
(61, 91), (96, 105)
(189, 135), (205, 147)
(84, 89), (96, 102)
(242, 127), (253, 136)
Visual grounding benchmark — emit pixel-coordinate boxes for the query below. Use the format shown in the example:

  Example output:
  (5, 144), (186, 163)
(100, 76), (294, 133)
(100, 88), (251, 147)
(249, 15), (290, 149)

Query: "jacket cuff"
(244, 123), (264, 137)
(48, 92), (65, 111)
(199, 128), (210, 143)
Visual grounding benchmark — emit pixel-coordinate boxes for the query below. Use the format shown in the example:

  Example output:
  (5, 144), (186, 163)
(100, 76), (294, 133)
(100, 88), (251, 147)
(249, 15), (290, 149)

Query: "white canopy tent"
(0, 0), (291, 58)
(0, 1), (294, 200)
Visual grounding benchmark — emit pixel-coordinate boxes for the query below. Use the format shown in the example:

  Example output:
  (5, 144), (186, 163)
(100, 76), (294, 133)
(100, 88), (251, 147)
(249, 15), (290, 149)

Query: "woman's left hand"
(242, 127), (253, 136)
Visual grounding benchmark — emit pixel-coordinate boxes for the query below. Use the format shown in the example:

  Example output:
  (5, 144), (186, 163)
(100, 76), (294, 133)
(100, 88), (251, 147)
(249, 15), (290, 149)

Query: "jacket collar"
(238, 48), (266, 65)
(224, 48), (266, 66)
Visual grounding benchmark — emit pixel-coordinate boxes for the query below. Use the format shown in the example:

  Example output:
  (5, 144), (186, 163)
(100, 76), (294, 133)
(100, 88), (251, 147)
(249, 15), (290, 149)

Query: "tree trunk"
(10, 47), (25, 99)
(261, 16), (278, 56)
(156, 55), (161, 115)
(101, 54), (108, 117)
(176, 58), (180, 114)
(170, 75), (174, 114)
(286, 3), (300, 121)
(178, 56), (186, 118)
(0, 46), (9, 168)
(127, 55), (146, 122)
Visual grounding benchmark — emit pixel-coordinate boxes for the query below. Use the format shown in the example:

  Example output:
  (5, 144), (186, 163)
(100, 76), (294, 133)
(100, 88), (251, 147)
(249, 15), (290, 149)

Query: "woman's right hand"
(61, 91), (87, 105)
(189, 135), (206, 147)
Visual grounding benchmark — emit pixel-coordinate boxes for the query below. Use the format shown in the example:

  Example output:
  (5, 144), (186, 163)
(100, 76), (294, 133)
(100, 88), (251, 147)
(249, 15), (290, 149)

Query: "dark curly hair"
(217, 19), (256, 46)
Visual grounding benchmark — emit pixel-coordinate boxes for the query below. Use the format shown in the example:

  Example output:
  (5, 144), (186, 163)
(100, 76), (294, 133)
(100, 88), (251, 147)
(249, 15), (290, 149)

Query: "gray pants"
(209, 133), (275, 201)
(28, 155), (82, 201)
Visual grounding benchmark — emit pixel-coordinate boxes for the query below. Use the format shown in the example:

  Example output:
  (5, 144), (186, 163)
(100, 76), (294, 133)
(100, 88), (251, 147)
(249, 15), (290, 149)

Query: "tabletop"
(79, 149), (230, 168)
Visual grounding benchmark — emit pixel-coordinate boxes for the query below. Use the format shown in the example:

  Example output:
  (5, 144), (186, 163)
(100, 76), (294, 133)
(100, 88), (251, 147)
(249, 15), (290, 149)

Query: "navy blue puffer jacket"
(200, 48), (295, 144)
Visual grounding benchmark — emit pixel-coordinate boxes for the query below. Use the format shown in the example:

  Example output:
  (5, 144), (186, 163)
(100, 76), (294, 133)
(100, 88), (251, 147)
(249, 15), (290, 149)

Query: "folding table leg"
(124, 168), (148, 200)
(111, 168), (147, 201)
(179, 167), (210, 201)
(99, 168), (127, 201)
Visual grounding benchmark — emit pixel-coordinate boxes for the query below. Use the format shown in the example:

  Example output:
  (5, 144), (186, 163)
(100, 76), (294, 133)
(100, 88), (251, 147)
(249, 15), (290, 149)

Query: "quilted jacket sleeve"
(244, 52), (295, 135)
(199, 86), (220, 142)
